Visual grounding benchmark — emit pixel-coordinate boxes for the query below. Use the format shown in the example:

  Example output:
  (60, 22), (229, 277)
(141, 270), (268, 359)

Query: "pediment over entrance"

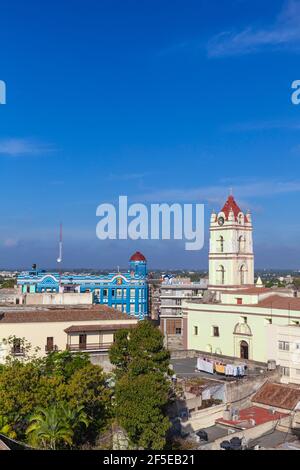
(233, 322), (252, 336)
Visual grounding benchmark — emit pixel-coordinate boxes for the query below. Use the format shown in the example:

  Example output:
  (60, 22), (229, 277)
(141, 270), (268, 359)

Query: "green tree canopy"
(109, 320), (171, 450)
(0, 349), (111, 445)
(109, 320), (170, 377)
(42, 350), (90, 380)
(115, 372), (170, 450)
(65, 363), (112, 444)
(0, 414), (17, 439)
(0, 361), (66, 437)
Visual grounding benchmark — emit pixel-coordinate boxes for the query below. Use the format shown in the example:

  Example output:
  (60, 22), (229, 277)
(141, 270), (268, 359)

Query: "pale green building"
(183, 289), (300, 363)
(183, 194), (300, 364)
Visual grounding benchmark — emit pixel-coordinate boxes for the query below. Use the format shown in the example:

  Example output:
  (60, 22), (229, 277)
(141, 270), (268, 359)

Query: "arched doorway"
(240, 340), (249, 360)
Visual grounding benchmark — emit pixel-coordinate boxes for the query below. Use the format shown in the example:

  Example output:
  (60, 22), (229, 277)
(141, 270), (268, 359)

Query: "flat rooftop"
(248, 430), (295, 450)
(171, 358), (237, 381)
(197, 425), (229, 444)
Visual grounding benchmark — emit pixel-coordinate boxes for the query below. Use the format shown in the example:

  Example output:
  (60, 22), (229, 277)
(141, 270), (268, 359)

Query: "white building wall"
(267, 324), (300, 385)
(23, 292), (93, 305)
(208, 206), (254, 288)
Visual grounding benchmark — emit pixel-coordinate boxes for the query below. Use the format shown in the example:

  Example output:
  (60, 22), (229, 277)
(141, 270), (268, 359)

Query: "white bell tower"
(208, 195), (254, 290)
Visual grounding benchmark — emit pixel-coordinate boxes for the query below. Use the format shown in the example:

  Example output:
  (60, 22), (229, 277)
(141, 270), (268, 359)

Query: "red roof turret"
(220, 195), (248, 222)
(130, 251), (146, 262)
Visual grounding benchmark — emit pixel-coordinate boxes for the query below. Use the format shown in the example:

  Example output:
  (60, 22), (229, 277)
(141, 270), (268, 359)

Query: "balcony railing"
(11, 347), (25, 357)
(67, 342), (113, 352)
(45, 345), (59, 353)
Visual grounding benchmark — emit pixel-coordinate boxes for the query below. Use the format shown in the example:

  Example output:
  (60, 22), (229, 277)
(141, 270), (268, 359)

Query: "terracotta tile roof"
(216, 406), (287, 428)
(256, 295), (300, 311)
(252, 382), (300, 410)
(64, 323), (137, 333)
(0, 306), (139, 323)
(221, 287), (271, 295)
(221, 195), (248, 222)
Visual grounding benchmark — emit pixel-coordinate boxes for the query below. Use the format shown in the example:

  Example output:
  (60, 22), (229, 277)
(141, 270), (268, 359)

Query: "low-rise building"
(147, 277), (162, 320)
(267, 323), (300, 385)
(0, 305), (138, 371)
(16, 252), (148, 318)
(183, 289), (300, 363)
(22, 291), (93, 306)
(160, 277), (207, 350)
(0, 288), (19, 305)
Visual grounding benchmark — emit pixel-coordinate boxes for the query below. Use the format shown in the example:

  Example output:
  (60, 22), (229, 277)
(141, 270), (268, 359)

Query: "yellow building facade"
(183, 195), (300, 366)
(183, 290), (300, 363)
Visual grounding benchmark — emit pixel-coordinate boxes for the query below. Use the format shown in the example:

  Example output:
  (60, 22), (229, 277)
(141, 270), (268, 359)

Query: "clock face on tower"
(218, 216), (225, 226)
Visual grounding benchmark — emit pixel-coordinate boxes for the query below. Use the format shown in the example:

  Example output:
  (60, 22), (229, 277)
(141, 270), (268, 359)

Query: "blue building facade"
(17, 252), (148, 319)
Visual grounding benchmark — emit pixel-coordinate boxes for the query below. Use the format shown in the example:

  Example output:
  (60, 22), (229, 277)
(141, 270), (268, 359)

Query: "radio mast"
(57, 223), (63, 264)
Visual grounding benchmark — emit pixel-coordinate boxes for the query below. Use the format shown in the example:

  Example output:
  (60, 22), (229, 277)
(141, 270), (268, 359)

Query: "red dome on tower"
(130, 251), (146, 262)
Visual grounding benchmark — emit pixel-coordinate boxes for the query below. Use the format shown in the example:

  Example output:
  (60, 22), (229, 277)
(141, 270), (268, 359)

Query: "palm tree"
(61, 404), (89, 429)
(26, 406), (74, 450)
(0, 415), (17, 439)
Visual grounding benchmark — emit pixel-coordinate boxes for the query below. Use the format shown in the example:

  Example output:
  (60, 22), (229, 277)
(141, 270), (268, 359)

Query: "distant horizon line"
(0, 267), (299, 273)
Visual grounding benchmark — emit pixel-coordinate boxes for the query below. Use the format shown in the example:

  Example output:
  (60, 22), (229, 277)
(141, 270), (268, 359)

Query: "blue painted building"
(17, 252), (148, 318)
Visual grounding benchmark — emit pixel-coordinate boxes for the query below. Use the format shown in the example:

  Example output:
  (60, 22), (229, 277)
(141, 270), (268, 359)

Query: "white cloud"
(223, 120), (300, 132)
(0, 138), (56, 157)
(106, 172), (150, 181)
(3, 238), (19, 248)
(135, 180), (300, 207)
(207, 0), (300, 58)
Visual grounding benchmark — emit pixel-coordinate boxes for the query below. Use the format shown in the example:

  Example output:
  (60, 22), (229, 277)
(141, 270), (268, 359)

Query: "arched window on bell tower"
(239, 265), (247, 285)
(217, 235), (224, 253)
(238, 235), (245, 253)
(217, 265), (225, 285)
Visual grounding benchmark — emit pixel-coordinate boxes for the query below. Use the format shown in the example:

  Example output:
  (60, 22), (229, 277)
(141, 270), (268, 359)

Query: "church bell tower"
(208, 195), (254, 290)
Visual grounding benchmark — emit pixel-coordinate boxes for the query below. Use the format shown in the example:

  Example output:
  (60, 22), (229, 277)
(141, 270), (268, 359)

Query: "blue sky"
(1, 0), (300, 269)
